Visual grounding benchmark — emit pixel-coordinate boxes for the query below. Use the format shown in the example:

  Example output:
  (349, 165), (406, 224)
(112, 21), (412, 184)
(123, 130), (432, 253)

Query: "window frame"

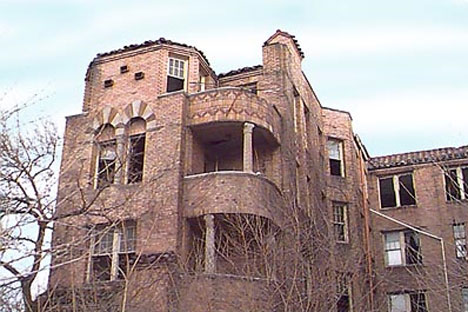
(327, 138), (345, 177)
(336, 272), (353, 312)
(333, 202), (349, 243)
(444, 165), (468, 202)
(384, 231), (422, 267)
(388, 292), (428, 312)
(127, 133), (146, 184)
(95, 139), (117, 189)
(462, 287), (468, 312)
(167, 56), (187, 92)
(453, 223), (467, 259)
(378, 173), (416, 209)
(88, 221), (136, 282)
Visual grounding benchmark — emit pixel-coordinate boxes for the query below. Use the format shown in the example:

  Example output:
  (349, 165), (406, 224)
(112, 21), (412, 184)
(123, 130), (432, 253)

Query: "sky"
(0, 0), (467, 156)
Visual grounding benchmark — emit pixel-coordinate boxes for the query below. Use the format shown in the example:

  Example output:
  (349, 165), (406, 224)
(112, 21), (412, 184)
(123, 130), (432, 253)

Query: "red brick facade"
(46, 30), (467, 312)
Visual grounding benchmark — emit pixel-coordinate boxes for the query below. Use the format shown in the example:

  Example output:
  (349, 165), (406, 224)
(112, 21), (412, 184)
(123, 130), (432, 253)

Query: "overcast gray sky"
(1, 0), (467, 156)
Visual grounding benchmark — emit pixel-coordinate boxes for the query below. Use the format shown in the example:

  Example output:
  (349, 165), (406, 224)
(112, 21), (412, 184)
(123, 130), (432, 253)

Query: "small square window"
(120, 65), (129, 74)
(104, 79), (114, 88)
(134, 72), (145, 80)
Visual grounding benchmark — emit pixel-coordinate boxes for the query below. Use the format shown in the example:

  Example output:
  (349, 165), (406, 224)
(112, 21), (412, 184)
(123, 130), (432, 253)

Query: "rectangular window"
(384, 231), (422, 266)
(96, 140), (117, 188)
(379, 173), (416, 208)
(167, 57), (186, 92)
(127, 134), (145, 184)
(462, 288), (468, 312)
(90, 221), (136, 281)
(388, 292), (428, 312)
(328, 139), (345, 177)
(445, 166), (468, 201)
(333, 203), (348, 243)
(336, 273), (352, 312)
(453, 223), (467, 258)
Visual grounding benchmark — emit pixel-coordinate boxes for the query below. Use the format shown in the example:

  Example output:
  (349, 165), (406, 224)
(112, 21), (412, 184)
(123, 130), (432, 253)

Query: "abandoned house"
(44, 30), (468, 312)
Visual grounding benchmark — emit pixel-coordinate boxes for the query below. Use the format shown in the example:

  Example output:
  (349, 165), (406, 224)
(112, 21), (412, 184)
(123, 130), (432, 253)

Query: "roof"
(263, 29), (305, 59)
(94, 37), (211, 66)
(368, 145), (468, 170)
(218, 65), (263, 78)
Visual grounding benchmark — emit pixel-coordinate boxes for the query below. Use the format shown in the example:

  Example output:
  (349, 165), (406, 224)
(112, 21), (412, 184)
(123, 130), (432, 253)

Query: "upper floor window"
(379, 173), (416, 208)
(327, 139), (345, 177)
(95, 124), (117, 188)
(90, 221), (136, 281)
(333, 202), (348, 243)
(167, 57), (186, 92)
(445, 166), (468, 201)
(388, 292), (428, 312)
(463, 288), (468, 312)
(127, 117), (146, 184)
(453, 223), (467, 259)
(384, 231), (422, 266)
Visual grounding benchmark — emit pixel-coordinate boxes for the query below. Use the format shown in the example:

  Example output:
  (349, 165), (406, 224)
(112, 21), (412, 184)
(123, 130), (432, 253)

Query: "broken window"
(336, 273), (352, 312)
(379, 173), (416, 208)
(90, 221), (136, 281)
(384, 231), (422, 266)
(333, 202), (348, 243)
(167, 57), (186, 92)
(127, 134), (145, 183)
(445, 166), (468, 201)
(96, 140), (117, 188)
(127, 117), (146, 184)
(389, 292), (428, 312)
(453, 223), (467, 258)
(327, 139), (345, 177)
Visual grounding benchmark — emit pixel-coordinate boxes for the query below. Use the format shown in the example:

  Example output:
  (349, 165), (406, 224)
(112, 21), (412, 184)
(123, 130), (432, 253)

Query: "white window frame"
(378, 173), (416, 208)
(168, 57), (186, 79)
(388, 292), (428, 312)
(453, 223), (467, 259)
(333, 202), (349, 243)
(88, 222), (136, 282)
(462, 287), (468, 312)
(384, 231), (421, 267)
(327, 138), (345, 177)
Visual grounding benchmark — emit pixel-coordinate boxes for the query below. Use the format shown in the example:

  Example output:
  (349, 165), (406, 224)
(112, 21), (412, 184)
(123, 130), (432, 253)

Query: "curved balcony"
(188, 87), (280, 144)
(183, 171), (283, 226)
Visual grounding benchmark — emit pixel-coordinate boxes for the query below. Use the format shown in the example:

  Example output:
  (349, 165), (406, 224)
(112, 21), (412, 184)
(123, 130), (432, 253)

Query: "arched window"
(95, 124), (117, 188)
(127, 117), (146, 184)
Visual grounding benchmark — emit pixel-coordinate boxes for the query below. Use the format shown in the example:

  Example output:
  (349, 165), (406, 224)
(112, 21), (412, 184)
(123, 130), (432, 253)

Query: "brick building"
(45, 30), (467, 312)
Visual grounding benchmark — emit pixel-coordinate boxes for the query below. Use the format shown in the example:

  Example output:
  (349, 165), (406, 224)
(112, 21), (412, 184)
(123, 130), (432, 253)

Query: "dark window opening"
(330, 159), (342, 176)
(409, 293), (428, 312)
(380, 177), (396, 208)
(97, 140), (117, 188)
(405, 232), (422, 265)
(127, 134), (145, 184)
(92, 256), (112, 281)
(104, 79), (114, 88)
(337, 295), (350, 312)
(167, 76), (184, 92)
(240, 83), (258, 94)
(445, 167), (468, 201)
(120, 65), (129, 74)
(399, 174), (416, 206)
(134, 72), (144, 80)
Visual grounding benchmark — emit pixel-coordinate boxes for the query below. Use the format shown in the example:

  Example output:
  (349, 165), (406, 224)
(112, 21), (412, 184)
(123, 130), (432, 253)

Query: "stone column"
(243, 122), (255, 172)
(114, 127), (126, 184)
(204, 214), (215, 273)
